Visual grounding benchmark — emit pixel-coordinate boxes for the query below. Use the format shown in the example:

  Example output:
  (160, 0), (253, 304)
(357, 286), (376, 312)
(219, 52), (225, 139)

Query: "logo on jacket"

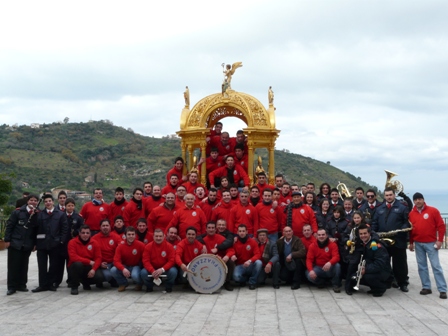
(226, 145), (230, 150)
(325, 247), (329, 252)
(246, 245), (251, 251)
(132, 249), (137, 255)
(192, 211), (197, 217)
(144, 239), (148, 244)
(122, 234), (126, 240)
(233, 171), (237, 175)
(121, 206), (125, 211)
(218, 163), (221, 167)
(99, 207), (104, 211)
(194, 248), (199, 254)
(73, 220), (77, 224)
(300, 209), (305, 214)
(161, 251), (166, 257)
(424, 213), (429, 219)
(87, 244), (92, 250)
(270, 208), (274, 213)
(246, 209), (251, 214)
(109, 239), (114, 245)
(241, 161), (245, 165)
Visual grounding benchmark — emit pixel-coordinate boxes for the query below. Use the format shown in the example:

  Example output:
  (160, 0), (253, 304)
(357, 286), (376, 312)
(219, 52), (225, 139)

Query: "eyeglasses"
(366, 195), (375, 198)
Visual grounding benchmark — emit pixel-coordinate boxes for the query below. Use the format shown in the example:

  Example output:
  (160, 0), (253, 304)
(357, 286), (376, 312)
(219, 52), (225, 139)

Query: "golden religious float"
(177, 62), (280, 185)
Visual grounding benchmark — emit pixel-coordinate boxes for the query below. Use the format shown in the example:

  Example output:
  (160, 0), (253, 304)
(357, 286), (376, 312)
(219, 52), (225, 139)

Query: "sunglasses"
(366, 195), (375, 198)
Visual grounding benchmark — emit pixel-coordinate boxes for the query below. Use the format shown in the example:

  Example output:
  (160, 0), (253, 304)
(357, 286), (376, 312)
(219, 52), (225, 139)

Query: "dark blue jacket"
(5, 205), (38, 251)
(36, 207), (68, 251)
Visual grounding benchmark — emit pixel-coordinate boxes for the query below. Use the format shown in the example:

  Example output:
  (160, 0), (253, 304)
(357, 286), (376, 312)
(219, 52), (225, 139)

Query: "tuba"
(384, 170), (404, 194)
(336, 181), (352, 200)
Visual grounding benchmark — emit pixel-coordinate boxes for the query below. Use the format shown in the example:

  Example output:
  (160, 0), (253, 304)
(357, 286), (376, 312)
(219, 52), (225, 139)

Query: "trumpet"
(353, 255), (366, 291)
(336, 181), (352, 200)
(384, 170), (404, 194)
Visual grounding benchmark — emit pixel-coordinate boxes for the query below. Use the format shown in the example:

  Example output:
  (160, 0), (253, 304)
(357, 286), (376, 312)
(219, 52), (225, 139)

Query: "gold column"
(181, 142), (187, 176)
(268, 143), (275, 185)
(188, 145), (193, 173)
(247, 140), (254, 186)
(200, 141), (207, 185)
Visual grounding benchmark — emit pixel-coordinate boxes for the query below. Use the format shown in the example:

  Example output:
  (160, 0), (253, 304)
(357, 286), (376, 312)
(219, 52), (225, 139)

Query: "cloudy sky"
(1, 0), (448, 195)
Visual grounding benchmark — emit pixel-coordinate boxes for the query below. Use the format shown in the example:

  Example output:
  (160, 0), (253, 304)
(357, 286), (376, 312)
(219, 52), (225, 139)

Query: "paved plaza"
(1, 250), (448, 336)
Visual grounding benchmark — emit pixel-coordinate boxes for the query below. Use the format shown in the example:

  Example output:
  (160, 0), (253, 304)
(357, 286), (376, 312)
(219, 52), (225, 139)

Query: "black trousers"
(7, 247), (32, 290)
(387, 246), (408, 286)
(225, 259), (235, 282)
(278, 259), (303, 284)
(53, 243), (69, 286)
(37, 247), (61, 288)
(361, 273), (388, 294)
(68, 262), (104, 288)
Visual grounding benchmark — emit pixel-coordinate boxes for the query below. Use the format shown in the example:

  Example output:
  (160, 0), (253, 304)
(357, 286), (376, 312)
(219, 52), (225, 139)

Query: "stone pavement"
(1, 250), (448, 336)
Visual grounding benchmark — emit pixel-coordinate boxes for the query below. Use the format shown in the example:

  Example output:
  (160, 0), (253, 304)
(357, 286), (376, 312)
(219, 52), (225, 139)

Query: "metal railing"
(441, 213), (448, 249)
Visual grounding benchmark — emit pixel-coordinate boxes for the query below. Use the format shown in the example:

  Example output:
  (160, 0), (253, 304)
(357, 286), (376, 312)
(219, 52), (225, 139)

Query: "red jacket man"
(209, 156), (250, 189)
(168, 194), (207, 239)
(80, 188), (110, 232)
(229, 192), (258, 235)
(123, 188), (145, 228)
(147, 193), (177, 233)
(284, 192), (318, 238)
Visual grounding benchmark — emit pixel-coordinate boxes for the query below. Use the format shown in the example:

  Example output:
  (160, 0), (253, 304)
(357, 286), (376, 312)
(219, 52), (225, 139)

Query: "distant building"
(30, 123), (40, 129)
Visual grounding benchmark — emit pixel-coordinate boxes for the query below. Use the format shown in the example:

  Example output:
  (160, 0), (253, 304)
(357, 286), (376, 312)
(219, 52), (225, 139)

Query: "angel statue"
(222, 62), (243, 93)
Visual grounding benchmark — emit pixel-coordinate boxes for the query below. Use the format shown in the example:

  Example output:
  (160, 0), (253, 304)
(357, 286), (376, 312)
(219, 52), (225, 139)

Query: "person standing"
(80, 188), (110, 235)
(4, 194), (39, 295)
(409, 192), (447, 299)
(33, 194), (68, 292)
(372, 187), (410, 292)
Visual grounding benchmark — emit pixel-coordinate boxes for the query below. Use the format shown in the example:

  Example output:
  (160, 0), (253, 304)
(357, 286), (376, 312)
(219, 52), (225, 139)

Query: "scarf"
(79, 236), (90, 245)
(132, 197), (142, 210)
(226, 168), (235, 184)
(152, 195), (162, 202)
(137, 229), (147, 242)
(92, 199), (102, 205)
(114, 226), (125, 235)
(250, 197), (260, 207)
(114, 198), (126, 205)
(286, 202), (303, 228)
(317, 237), (330, 249)
(238, 236), (248, 244)
(262, 200), (272, 206)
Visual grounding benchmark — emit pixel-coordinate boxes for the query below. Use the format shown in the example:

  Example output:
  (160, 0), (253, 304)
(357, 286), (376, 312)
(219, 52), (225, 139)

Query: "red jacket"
(234, 154), (249, 173)
(209, 165), (250, 187)
(279, 194), (292, 206)
(230, 237), (261, 265)
(67, 237), (102, 270)
(123, 200), (146, 228)
(142, 240), (176, 273)
(80, 202), (110, 231)
(91, 232), (122, 263)
(175, 239), (204, 266)
(199, 200), (219, 221)
(161, 184), (178, 196)
(409, 203), (446, 244)
(183, 181), (206, 194)
(166, 166), (183, 185)
(202, 234), (232, 258)
(113, 240), (145, 271)
(256, 183), (276, 195)
(167, 205), (207, 238)
(255, 202), (283, 234)
(229, 202), (258, 235)
(211, 201), (233, 224)
(301, 235), (317, 251)
(108, 200), (128, 225)
(202, 155), (225, 174)
(143, 196), (164, 217)
(210, 137), (233, 156)
(137, 230), (154, 245)
(306, 240), (340, 271)
(147, 203), (177, 233)
(285, 204), (318, 238)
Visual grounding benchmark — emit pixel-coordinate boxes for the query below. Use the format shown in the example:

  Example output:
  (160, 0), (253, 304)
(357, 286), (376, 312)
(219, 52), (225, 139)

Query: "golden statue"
(184, 86), (190, 108)
(268, 86), (274, 105)
(254, 156), (266, 184)
(190, 155), (199, 174)
(222, 62), (243, 93)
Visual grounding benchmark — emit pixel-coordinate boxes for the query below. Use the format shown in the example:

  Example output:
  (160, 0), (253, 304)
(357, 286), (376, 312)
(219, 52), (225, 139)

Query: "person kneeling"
(67, 225), (104, 295)
(348, 224), (391, 297)
(140, 229), (178, 293)
(306, 228), (341, 293)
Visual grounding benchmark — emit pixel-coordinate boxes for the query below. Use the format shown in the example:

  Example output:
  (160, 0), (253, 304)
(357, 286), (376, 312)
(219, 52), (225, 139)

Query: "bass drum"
(187, 254), (227, 294)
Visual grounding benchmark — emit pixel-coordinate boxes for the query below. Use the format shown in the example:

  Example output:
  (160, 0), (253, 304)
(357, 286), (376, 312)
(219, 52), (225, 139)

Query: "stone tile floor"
(1, 250), (447, 335)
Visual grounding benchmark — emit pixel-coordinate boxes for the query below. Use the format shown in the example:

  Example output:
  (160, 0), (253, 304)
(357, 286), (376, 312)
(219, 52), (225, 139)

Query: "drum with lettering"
(187, 254), (227, 294)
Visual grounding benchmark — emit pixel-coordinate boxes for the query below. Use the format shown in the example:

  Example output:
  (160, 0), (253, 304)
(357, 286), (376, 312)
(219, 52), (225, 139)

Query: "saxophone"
(377, 220), (413, 245)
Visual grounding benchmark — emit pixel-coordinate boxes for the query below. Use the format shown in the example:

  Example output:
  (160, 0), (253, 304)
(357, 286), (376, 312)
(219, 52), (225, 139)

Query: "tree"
(0, 173), (13, 206)
(63, 117), (69, 124)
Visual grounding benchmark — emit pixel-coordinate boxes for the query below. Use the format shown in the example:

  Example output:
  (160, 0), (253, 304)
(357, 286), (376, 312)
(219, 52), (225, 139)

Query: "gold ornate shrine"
(177, 87), (280, 185)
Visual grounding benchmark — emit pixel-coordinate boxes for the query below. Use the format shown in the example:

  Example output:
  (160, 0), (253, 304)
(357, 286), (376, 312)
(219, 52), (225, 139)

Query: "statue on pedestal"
(222, 62), (243, 94)
(184, 86), (190, 108)
(268, 86), (274, 105)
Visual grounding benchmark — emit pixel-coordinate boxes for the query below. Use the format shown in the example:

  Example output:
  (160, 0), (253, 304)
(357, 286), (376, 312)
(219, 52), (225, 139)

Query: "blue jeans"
(415, 242), (447, 292)
(110, 265), (142, 286)
(306, 263), (341, 287)
(140, 267), (178, 290)
(100, 263), (114, 282)
(233, 260), (262, 285)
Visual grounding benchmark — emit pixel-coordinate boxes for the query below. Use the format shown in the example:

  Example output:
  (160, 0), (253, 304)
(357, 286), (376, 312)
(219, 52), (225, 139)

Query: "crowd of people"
(4, 123), (447, 300)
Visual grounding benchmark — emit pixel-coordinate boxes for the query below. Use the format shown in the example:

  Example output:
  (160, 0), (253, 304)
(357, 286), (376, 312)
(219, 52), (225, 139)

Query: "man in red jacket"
(136, 219), (154, 245)
(140, 229), (178, 293)
(143, 185), (163, 217)
(67, 225), (104, 295)
(168, 194), (207, 238)
(175, 227), (207, 282)
(300, 224), (317, 252)
(229, 190), (258, 235)
(284, 191), (318, 238)
(200, 188), (218, 221)
(212, 190), (233, 224)
(80, 188), (110, 234)
(91, 219), (121, 287)
(256, 189), (283, 245)
(409, 192), (447, 299)
(183, 172), (206, 195)
(109, 187), (128, 225)
(165, 156), (187, 185)
(255, 172), (275, 195)
(230, 224), (262, 290)
(123, 188), (145, 228)
(306, 228), (341, 292)
(209, 156), (250, 191)
(110, 227), (146, 292)
(147, 192), (177, 233)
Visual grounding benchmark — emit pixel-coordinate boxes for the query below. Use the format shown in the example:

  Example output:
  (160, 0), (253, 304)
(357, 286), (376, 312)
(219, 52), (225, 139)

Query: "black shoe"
(420, 289), (432, 295)
(373, 292), (384, 297)
(249, 284), (256, 290)
(333, 286), (341, 293)
(82, 284), (92, 290)
(400, 285), (409, 292)
(17, 287), (29, 292)
(317, 284), (325, 289)
(273, 285), (280, 289)
(165, 288), (172, 293)
(32, 287), (48, 293)
(239, 282), (246, 287)
(345, 289), (353, 296)
(146, 287), (154, 293)
(71, 288), (79, 295)
(48, 286), (57, 292)
(224, 282), (234, 291)
(440, 292), (447, 299)
(367, 290), (373, 294)
(109, 279), (119, 288)
(7, 289), (16, 296)
(52, 283), (59, 289)
(96, 282), (104, 289)
(291, 283), (300, 290)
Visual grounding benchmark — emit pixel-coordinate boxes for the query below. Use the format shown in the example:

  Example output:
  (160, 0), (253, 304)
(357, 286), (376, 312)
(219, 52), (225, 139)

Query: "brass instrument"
(384, 170), (404, 194)
(346, 224), (359, 254)
(377, 220), (413, 246)
(336, 181), (352, 200)
(353, 255), (366, 291)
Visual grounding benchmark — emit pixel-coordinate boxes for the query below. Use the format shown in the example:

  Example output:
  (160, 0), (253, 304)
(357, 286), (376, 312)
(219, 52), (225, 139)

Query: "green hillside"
(0, 121), (380, 204)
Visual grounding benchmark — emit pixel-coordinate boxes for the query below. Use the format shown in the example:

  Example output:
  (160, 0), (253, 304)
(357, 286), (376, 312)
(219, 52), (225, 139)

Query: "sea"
(415, 191), (448, 215)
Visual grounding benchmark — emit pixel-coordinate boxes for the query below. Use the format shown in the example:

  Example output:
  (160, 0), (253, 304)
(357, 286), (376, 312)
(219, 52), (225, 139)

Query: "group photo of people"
(5, 123), (447, 300)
